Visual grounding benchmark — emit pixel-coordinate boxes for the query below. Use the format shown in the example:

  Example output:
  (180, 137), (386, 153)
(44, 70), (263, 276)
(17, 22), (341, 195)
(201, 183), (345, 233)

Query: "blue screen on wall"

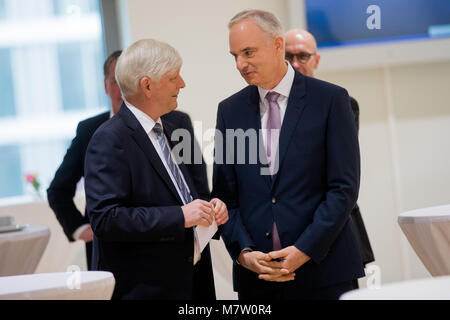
(305, 0), (450, 48)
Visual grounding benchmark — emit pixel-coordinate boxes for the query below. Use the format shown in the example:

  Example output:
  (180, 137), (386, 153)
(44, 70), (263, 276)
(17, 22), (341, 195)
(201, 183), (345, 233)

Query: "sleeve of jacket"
(211, 103), (256, 260)
(294, 88), (361, 263)
(350, 96), (360, 132)
(84, 127), (186, 243)
(47, 122), (88, 241)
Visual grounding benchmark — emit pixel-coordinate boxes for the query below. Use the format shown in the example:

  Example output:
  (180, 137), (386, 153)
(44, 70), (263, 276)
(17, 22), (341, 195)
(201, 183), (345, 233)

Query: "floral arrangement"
(25, 173), (41, 194)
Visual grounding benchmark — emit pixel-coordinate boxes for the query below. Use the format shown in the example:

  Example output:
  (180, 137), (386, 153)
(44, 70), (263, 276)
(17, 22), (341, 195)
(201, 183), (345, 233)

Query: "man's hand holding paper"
(195, 198), (228, 253)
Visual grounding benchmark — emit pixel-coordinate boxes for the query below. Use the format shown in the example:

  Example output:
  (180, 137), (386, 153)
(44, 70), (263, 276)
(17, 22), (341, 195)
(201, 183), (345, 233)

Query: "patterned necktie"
(265, 91), (282, 251)
(153, 123), (201, 263)
(265, 91), (281, 175)
(153, 123), (192, 204)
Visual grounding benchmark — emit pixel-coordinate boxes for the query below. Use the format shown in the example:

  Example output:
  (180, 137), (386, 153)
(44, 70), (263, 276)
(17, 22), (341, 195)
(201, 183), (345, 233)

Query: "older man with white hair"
(84, 39), (228, 300)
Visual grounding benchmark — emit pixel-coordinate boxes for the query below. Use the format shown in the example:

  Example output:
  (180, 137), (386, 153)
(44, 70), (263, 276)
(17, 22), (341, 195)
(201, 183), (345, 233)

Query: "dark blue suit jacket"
(84, 104), (215, 300)
(47, 109), (210, 272)
(48, 112), (109, 242)
(212, 70), (365, 293)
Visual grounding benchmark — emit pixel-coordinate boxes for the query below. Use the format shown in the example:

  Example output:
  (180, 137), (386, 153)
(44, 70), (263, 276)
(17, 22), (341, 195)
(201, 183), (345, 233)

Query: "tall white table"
(340, 275), (450, 300)
(0, 271), (115, 300)
(398, 204), (450, 276)
(0, 225), (50, 276)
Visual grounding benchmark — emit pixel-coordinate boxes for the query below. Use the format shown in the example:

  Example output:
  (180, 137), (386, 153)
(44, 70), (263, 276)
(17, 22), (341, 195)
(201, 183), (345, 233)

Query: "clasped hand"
(182, 198), (228, 228)
(238, 246), (311, 282)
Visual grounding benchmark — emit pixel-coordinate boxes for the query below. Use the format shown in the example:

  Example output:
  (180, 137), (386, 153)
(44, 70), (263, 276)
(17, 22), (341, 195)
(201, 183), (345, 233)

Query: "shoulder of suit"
(88, 114), (124, 147)
(78, 111), (110, 129)
(303, 76), (348, 99)
(303, 75), (348, 96)
(350, 96), (358, 105)
(76, 111), (111, 143)
(162, 109), (190, 122)
(219, 85), (256, 107)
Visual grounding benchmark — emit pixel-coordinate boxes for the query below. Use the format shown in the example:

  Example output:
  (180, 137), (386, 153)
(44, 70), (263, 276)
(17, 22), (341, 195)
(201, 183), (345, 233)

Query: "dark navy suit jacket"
(48, 112), (109, 243)
(212, 70), (365, 293)
(84, 104), (215, 299)
(47, 109), (210, 272)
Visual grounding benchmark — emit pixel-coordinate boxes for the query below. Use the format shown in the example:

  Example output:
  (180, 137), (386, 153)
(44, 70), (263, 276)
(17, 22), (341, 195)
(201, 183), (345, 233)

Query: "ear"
(274, 35), (284, 52)
(140, 77), (152, 98)
(104, 78), (109, 94)
(314, 54), (321, 70)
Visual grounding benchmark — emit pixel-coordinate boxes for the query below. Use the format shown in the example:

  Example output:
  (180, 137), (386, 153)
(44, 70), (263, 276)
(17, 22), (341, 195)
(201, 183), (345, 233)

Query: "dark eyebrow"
(241, 47), (256, 52)
(230, 47), (257, 56)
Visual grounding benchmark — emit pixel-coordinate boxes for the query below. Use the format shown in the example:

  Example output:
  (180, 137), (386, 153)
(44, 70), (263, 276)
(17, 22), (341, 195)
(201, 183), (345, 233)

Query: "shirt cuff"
(72, 224), (90, 240)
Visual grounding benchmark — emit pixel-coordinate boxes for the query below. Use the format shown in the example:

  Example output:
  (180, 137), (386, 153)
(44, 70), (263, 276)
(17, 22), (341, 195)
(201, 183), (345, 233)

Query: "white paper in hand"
(195, 219), (218, 253)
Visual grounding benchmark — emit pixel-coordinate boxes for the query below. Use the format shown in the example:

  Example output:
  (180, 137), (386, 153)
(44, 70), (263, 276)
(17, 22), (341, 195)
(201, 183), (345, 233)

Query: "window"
(0, 145), (22, 197)
(0, 0), (6, 20)
(0, 48), (15, 117)
(0, 0), (113, 200)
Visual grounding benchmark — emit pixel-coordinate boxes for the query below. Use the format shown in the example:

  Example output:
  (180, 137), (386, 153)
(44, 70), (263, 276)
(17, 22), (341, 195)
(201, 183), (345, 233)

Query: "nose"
(291, 57), (302, 71)
(236, 56), (247, 71)
(178, 75), (186, 88)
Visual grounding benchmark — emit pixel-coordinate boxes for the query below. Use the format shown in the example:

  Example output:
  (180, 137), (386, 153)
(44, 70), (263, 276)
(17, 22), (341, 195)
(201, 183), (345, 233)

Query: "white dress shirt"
(237, 63), (295, 258)
(257, 63), (295, 149)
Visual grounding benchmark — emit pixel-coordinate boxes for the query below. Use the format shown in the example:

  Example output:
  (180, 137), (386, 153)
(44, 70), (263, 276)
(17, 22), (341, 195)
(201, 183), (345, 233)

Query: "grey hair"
(115, 39), (182, 97)
(228, 9), (284, 40)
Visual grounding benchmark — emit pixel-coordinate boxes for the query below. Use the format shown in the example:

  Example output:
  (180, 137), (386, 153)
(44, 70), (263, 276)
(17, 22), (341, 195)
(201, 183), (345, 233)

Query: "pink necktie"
(265, 91), (281, 175)
(265, 91), (282, 251)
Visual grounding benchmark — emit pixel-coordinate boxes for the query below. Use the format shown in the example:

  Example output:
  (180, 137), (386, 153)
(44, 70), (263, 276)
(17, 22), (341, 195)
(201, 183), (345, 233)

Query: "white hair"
(115, 39), (182, 97)
(228, 9), (284, 41)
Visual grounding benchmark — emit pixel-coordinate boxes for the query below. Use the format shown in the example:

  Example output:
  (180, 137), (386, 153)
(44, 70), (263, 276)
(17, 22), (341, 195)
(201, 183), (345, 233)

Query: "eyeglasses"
(285, 51), (316, 64)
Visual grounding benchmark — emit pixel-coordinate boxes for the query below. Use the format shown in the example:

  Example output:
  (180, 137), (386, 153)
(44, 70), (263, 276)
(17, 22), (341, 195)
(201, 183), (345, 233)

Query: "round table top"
(398, 204), (450, 223)
(0, 225), (50, 241)
(340, 275), (450, 300)
(0, 271), (115, 299)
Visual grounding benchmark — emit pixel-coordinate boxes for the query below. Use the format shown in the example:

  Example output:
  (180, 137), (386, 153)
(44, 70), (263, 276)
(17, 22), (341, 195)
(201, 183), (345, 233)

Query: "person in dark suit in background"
(47, 50), (123, 270)
(84, 39), (228, 299)
(285, 29), (375, 287)
(47, 50), (210, 271)
(212, 10), (364, 300)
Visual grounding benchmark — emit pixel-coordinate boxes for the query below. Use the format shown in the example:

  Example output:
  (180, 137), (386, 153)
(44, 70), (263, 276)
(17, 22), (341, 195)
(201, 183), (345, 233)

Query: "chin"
(244, 77), (259, 86)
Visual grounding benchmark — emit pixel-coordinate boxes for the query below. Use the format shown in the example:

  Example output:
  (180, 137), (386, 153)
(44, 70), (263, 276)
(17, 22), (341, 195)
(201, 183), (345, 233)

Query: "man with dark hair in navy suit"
(212, 10), (364, 300)
(47, 50), (210, 272)
(47, 50), (123, 270)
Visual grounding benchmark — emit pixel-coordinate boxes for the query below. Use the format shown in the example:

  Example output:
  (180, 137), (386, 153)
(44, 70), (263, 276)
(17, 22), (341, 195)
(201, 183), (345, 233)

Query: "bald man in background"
(285, 29), (375, 288)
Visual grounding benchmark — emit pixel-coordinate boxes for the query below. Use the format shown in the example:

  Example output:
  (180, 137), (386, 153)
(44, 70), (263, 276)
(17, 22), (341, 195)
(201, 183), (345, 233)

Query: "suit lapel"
(273, 71), (307, 185)
(246, 87), (272, 188)
(118, 105), (184, 204)
(163, 118), (199, 200)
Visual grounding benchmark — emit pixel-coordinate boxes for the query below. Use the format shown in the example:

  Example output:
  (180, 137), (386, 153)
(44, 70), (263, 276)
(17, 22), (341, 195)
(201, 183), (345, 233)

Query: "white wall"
(117, 0), (450, 297)
(317, 60), (450, 285)
(119, 0), (289, 150)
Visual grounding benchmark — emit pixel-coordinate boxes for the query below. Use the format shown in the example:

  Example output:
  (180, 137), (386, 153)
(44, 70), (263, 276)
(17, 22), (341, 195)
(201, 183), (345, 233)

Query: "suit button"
(266, 232), (271, 239)
(272, 197), (276, 204)
(187, 257), (193, 263)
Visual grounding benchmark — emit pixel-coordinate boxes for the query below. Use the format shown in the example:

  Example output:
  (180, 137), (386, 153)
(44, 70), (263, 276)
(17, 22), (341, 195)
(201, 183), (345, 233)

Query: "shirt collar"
(123, 99), (162, 135)
(257, 62), (295, 102)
